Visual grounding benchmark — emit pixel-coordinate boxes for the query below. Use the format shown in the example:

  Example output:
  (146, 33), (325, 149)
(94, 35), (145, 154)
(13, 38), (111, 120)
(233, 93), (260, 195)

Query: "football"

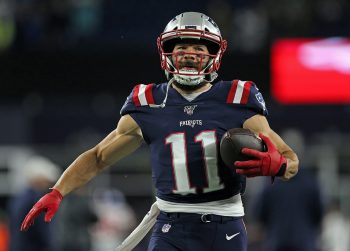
(220, 128), (265, 169)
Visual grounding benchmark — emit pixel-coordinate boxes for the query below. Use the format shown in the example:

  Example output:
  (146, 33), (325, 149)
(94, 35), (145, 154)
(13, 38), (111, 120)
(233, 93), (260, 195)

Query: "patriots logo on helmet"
(207, 17), (218, 28)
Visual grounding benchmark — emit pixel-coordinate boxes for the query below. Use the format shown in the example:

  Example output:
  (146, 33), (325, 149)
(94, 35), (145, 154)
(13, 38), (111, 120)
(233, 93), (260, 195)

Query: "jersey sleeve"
(226, 80), (268, 116)
(120, 84), (156, 144)
(120, 88), (137, 116)
(247, 82), (268, 116)
(120, 83), (156, 116)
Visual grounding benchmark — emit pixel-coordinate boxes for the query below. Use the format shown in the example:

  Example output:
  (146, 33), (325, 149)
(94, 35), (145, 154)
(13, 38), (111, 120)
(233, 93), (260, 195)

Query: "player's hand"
(20, 188), (63, 231)
(234, 133), (287, 177)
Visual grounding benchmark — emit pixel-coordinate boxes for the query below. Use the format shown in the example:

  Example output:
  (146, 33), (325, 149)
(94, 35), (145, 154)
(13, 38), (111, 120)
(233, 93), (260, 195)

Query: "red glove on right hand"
(234, 133), (287, 177)
(20, 188), (63, 231)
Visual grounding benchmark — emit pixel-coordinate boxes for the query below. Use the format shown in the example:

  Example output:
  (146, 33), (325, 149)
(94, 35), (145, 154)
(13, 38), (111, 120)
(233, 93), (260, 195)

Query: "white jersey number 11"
(165, 130), (224, 195)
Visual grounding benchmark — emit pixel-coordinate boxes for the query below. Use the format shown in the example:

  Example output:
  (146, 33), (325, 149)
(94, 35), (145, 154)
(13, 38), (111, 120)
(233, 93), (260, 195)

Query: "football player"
(20, 12), (299, 251)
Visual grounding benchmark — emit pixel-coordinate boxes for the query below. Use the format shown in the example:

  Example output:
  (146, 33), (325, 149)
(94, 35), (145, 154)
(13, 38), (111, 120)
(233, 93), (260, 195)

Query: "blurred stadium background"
(0, 0), (350, 250)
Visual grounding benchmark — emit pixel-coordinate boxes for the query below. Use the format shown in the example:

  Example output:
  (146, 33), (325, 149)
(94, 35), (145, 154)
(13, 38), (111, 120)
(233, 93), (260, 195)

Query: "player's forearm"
(281, 150), (299, 180)
(53, 148), (108, 196)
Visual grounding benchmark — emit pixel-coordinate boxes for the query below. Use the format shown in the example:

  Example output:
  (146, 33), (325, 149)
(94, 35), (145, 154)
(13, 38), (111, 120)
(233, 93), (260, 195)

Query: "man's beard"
(172, 60), (208, 90)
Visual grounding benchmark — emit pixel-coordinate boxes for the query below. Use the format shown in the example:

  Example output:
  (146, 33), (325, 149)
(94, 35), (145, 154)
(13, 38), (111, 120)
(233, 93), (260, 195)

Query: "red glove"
(20, 188), (63, 231)
(234, 133), (287, 177)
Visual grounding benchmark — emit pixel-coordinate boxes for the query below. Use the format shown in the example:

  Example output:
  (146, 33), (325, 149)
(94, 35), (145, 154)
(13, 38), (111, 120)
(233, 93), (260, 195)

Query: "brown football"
(220, 128), (265, 169)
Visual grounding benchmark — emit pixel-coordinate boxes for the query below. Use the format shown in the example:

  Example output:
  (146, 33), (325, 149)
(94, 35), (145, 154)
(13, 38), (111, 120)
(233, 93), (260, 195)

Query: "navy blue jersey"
(120, 80), (268, 203)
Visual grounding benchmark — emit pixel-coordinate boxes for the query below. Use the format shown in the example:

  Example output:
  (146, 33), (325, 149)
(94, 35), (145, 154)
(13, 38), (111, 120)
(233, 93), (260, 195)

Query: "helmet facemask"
(163, 42), (216, 86)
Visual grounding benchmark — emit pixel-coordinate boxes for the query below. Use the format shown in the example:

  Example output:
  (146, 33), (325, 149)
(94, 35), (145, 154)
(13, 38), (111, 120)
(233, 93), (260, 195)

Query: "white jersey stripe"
(138, 84), (148, 106)
(232, 80), (246, 104)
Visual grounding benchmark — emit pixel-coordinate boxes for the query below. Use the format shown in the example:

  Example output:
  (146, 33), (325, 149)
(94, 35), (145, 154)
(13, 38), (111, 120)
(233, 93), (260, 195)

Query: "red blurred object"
(0, 223), (9, 251)
(271, 38), (350, 104)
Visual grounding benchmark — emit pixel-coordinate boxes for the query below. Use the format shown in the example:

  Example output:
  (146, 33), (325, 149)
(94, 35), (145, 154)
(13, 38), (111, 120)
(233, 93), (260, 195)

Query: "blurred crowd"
(1, 155), (139, 251)
(0, 0), (102, 52)
(0, 0), (349, 52)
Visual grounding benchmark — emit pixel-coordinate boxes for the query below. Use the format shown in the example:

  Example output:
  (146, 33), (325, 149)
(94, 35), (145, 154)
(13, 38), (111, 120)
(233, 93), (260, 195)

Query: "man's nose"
(183, 52), (196, 61)
(182, 49), (199, 60)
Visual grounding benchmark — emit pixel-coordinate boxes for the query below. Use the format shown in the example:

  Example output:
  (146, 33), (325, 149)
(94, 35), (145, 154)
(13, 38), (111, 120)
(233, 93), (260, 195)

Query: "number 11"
(165, 130), (224, 195)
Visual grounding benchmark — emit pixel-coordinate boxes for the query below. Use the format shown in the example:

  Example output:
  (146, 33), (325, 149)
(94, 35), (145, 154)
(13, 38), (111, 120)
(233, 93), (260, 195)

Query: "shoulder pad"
(225, 79), (268, 115)
(131, 83), (155, 107)
(120, 83), (155, 116)
(226, 80), (253, 104)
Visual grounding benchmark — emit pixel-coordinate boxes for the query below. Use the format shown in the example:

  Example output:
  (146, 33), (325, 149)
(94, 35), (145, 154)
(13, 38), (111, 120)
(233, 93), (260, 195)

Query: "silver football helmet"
(157, 12), (227, 86)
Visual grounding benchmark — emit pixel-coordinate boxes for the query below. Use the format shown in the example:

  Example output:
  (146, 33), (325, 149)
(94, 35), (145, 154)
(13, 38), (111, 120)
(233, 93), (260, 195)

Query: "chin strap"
(165, 56), (216, 86)
(174, 74), (204, 86)
(149, 78), (175, 108)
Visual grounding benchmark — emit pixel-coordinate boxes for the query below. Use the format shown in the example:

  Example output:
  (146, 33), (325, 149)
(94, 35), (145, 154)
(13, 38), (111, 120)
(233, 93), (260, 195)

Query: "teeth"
(181, 67), (196, 71)
(180, 69), (197, 73)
